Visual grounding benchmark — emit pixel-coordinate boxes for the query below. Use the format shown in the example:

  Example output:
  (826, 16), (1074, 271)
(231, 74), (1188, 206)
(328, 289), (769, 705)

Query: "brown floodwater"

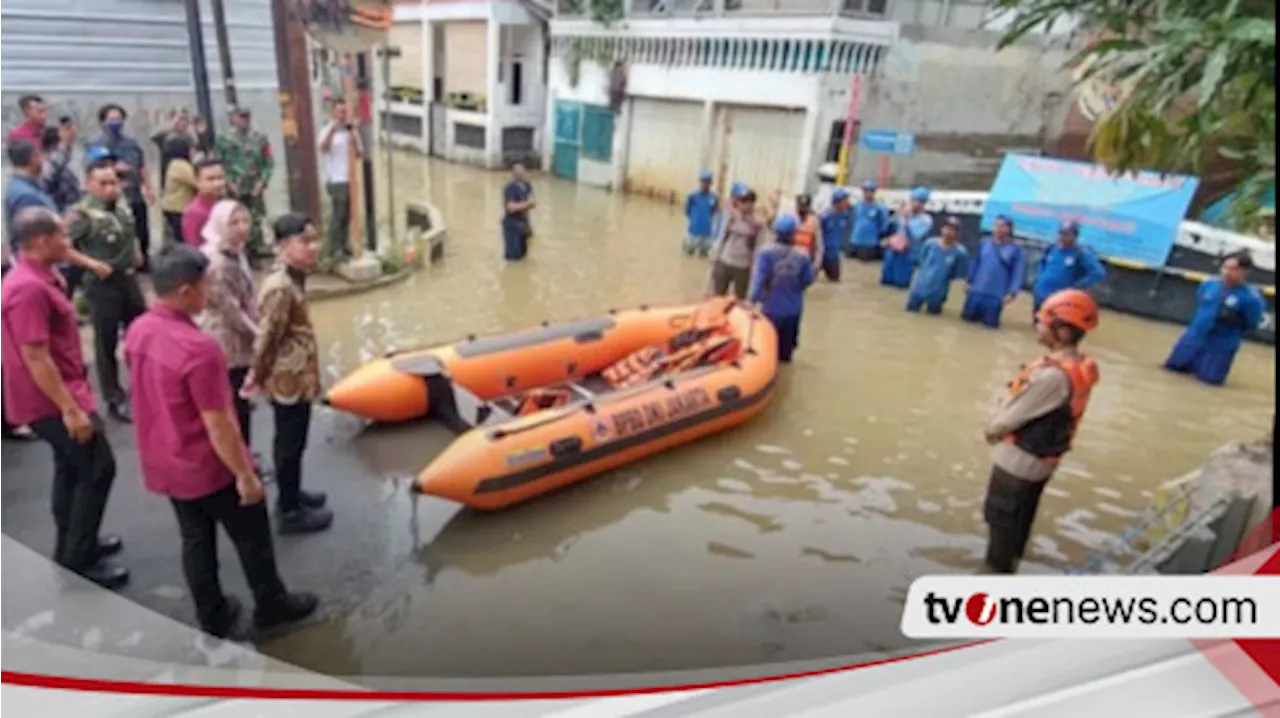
(263, 155), (1275, 679)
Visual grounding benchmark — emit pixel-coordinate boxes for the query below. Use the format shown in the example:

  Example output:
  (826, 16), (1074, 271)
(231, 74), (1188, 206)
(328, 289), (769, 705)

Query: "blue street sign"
(860, 128), (916, 156)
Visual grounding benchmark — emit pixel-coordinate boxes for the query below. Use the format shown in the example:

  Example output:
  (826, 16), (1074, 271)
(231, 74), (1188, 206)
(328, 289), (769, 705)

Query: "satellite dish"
(289, 0), (393, 54)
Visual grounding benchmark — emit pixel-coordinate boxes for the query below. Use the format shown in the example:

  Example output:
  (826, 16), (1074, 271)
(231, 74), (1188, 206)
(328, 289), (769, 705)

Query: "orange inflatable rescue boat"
(324, 298), (778, 510)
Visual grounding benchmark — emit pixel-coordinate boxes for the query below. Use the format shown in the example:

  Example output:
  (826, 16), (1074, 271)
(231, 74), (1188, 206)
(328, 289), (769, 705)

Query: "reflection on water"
(267, 156), (1275, 678)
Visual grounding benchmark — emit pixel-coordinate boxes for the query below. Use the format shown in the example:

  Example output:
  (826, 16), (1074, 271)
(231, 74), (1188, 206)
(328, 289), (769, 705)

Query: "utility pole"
(355, 51), (377, 253)
(378, 44), (400, 245)
(210, 0), (239, 108)
(270, 0), (322, 224)
(183, 0), (215, 143)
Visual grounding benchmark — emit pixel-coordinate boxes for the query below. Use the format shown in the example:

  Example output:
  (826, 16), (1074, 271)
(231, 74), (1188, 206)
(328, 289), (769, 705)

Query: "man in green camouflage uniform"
(214, 107), (274, 257)
(69, 158), (147, 423)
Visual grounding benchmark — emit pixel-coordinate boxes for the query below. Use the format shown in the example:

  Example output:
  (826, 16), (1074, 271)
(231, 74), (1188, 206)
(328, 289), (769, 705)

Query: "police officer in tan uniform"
(68, 157), (146, 423)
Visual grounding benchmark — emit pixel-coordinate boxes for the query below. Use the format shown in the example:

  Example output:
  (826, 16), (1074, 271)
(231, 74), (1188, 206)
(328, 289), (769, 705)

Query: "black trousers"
(170, 483), (288, 634)
(982, 465), (1049, 573)
(847, 245), (883, 262)
(710, 262), (751, 299)
(228, 366), (252, 446)
(326, 182), (351, 258)
(272, 400), (312, 512)
(28, 413), (116, 570)
(130, 200), (150, 270)
(164, 211), (184, 245)
(86, 275), (147, 406)
(767, 312), (802, 363)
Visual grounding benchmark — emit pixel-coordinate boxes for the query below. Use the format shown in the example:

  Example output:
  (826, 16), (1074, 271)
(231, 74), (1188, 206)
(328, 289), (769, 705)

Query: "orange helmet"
(1037, 289), (1099, 333)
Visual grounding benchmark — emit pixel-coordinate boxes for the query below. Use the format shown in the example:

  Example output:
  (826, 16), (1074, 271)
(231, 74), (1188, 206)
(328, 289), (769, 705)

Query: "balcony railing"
(556, 0), (889, 19)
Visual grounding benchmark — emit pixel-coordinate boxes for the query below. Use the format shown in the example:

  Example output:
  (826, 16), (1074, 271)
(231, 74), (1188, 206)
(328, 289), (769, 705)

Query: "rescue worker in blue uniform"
(683, 170), (720, 257)
(848, 180), (892, 262)
(818, 188), (854, 282)
(1164, 252), (1265, 386)
(880, 186), (933, 288)
(749, 214), (816, 363)
(906, 215), (969, 315)
(1031, 220), (1106, 316)
(962, 215), (1025, 328)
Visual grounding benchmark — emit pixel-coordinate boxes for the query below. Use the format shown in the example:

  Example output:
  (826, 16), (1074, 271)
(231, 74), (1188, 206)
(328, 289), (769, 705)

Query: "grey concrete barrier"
(406, 200), (448, 264)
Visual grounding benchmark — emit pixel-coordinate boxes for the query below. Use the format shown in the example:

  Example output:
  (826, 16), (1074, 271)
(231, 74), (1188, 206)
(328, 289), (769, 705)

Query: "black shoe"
(204, 595), (245, 639)
(96, 534), (123, 559)
(2, 424), (35, 441)
(108, 402), (133, 424)
(276, 506), (333, 535)
(77, 561), (129, 590)
(254, 591), (319, 631)
(298, 489), (327, 509)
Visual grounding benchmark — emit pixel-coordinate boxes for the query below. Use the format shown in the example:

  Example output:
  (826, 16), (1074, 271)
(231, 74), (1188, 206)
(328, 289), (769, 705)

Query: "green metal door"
(552, 101), (582, 180)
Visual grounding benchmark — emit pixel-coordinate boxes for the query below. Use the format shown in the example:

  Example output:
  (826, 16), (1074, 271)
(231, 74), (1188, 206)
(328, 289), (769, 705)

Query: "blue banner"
(980, 155), (1200, 267)
(860, 129), (916, 156)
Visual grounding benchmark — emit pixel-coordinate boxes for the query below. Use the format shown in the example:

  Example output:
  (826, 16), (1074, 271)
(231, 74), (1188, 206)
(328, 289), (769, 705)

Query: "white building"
(546, 1), (896, 201)
(383, 0), (550, 169)
(546, 0), (1081, 201)
(381, 0), (1080, 199)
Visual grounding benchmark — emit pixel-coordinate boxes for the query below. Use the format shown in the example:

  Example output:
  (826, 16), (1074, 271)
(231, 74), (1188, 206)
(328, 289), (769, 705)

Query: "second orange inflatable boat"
(324, 297), (778, 511)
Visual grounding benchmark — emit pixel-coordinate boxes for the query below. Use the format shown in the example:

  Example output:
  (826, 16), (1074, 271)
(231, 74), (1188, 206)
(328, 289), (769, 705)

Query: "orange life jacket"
(515, 387), (574, 416)
(601, 329), (741, 390)
(1002, 354), (1099, 464)
(794, 214), (819, 261)
(602, 345), (666, 389)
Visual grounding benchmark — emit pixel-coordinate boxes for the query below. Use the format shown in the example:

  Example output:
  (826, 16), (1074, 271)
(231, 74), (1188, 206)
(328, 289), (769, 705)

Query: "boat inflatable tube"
(324, 298), (779, 510)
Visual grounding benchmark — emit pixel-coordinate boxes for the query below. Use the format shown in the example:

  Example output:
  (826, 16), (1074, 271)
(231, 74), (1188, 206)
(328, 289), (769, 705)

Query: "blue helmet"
(698, 170), (713, 183)
(730, 181), (748, 198)
(85, 145), (116, 163)
(773, 214), (799, 236)
(1059, 220), (1081, 236)
(831, 188), (851, 202)
(909, 186), (931, 202)
(862, 180), (878, 191)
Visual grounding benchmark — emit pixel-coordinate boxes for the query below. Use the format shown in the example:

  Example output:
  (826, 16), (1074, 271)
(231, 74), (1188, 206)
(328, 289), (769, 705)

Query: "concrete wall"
(848, 26), (1074, 190)
(1, 0), (290, 226)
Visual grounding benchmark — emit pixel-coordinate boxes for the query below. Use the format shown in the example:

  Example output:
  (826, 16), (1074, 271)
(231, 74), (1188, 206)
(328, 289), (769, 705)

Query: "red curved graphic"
(0, 640), (990, 701)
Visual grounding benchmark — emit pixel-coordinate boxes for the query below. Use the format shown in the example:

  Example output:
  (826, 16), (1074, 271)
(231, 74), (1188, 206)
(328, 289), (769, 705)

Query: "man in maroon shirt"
(180, 158), (227, 247)
(6, 95), (47, 147)
(125, 244), (317, 639)
(1, 207), (127, 589)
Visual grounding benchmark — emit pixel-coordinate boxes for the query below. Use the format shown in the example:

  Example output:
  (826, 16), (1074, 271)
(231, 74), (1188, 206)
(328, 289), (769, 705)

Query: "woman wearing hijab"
(160, 134), (198, 244)
(197, 200), (263, 464)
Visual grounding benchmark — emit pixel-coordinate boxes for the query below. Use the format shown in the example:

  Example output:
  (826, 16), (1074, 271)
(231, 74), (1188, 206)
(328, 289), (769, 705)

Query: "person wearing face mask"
(87, 104), (155, 273)
(214, 108), (274, 259)
(67, 158), (148, 423)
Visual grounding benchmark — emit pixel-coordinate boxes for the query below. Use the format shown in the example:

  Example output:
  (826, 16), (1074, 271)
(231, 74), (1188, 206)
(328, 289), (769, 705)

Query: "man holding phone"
(318, 99), (363, 261)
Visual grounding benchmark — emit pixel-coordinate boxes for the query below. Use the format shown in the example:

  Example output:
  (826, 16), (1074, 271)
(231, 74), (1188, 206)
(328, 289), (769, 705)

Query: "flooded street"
(250, 155), (1277, 679)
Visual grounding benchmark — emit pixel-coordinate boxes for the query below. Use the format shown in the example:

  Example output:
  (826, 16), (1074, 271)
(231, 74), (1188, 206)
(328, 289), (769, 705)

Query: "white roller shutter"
(624, 97), (706, 203)
(444, 21), (487, 97)
(713, 104), (805, 198)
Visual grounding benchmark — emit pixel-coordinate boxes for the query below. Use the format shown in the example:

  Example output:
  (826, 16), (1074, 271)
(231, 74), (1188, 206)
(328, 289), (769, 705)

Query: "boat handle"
(574, 330), (605, 344)
(549, 436), (583, 457)
(717, 385), (742, 403)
